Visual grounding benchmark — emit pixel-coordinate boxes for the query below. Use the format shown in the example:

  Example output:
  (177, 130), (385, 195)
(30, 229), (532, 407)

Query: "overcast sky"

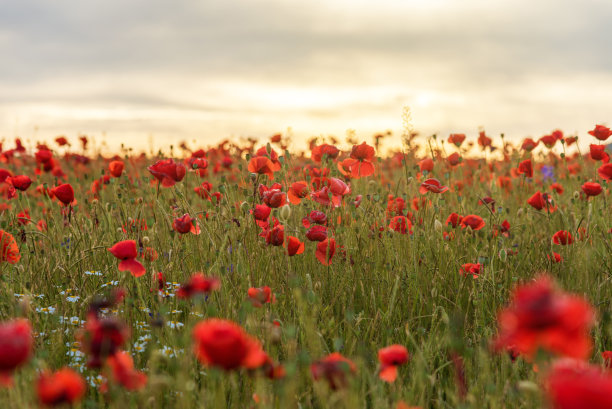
(1, 0), (611, 151)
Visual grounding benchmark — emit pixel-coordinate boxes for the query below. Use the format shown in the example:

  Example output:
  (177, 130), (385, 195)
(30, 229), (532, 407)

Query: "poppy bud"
(279, 205), (291, 222)
(142, 236), (150, 245)
(250, 173), (257, 181)
(116, 227), (123, 233)
(91, 198), (98, 205)
(517, 208), (524, 217)
(240, 201), (250, 213)
(499, 249), (507, 261)
(127, 217), (133, 225)
(406, 177), (413, 185)
(517, 380), (539, 393)
(573, 191), (580, 199)
(434, 219), (443, 232)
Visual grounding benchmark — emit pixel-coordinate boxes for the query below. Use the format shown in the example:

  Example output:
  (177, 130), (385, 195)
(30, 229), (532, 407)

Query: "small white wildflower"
(66, 296), (80, 303)
(36, 306), (56, 314)
(167, 321), (184, 329)
(84, 271), (103, 276)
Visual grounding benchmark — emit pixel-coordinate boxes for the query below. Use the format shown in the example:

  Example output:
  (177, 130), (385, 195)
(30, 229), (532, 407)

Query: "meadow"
(0, 126), (610, 408)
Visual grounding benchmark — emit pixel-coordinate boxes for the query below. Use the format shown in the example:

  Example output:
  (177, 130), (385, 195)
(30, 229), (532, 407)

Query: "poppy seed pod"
(142, 236), (150, 245)
(573, 191), (580, 200)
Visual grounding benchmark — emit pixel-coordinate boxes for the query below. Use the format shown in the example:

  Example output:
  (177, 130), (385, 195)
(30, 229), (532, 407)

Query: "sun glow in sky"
(1, 0), (611, 151)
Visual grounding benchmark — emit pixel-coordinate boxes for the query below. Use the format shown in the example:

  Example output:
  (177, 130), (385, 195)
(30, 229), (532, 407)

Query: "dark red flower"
(265, 225), (284, 246)
(545, 359), (612, 409)
(552, 230), (574, 245)
(108, 240), (145, 277)
(521, 138), (539, 151)
(315, 238), (336, 265)
(252, 204), (271, 223)
(460, 215), (485, 231)
(247, 286), (275, 307)
(446, 213), (463, 228)
(78, 316), (129, 368)
(192, 319), (267, 371)
(598, 163), (612, 181)
(172, 213), (200, 235)
(588, 124), (612, 141)
(107, 351), (147, 390)
(286, 236), (305, 256)
(52, 183), (75, 206)
(448, 133), (466, 147)
(37, 368), (86, 407)
(378, 345), (409, 382)
(311, 352), (356, 390)
(460, 263), (482, 278)
(306, 225), (327, 242)
(582, 182), (602, 197)
(493, 276), (594, 359)
(389, 216), (413, 234)
(419, 178), (449, 194)
(0, 319), (32, 385)
(517, 159), (533, 178)
(527, 191), (557, 212)
(8, 175), (32, 191)
(177, 273), (220, 299)
(262, 189), (286, 208)
(148, 159), (186, 187)
(311, 144), (340, 162)
(590, 144), (607, 161)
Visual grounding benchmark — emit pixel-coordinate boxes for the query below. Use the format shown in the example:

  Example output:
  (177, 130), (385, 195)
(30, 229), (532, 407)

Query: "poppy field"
(0, 126), (611, 408)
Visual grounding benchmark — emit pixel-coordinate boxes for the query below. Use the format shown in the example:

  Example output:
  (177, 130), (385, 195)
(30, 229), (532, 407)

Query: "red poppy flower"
(527, 191), (557, 212)
(247, 156), (276, 180)
(588, 124), (612, 141)
(108, 160), (124, 177)
(17, 210), (31, 225)
(0, 230), (20, 264)
(108, 240), (145, 277)
(288, 181), (309, 204)
(172, 213), (200, 235)
(446, 213), (463, 228)
(389, 216), (413, 234)
(78, 316), (129, 368)
(265, 225), (284, 246)
(460, 263), (482, 278)
(493, 276), (594, 359)
(311, 144), (340, 162)
(460, 215), (485, 231)
(255, 146), (282, 171)
(418, 158), (434, 173)
(582, 182), (602, 197)
(548, 252), (563, 263)
(52, 183), (75, 206)
(192, 319), (267, 371)
(0, 319), (32, 385)
(177, 273), (220, 299)
(307, 210), (327, 226)
(306, 225), (327, 242)
(378, 345), (409, 382)
(517, 159), (533, 178)
(603, 351), (612, 369)
(552, 230), (574, 245)
(342, 142), (376, 178)
(315, 238), (336, 265)
(286, 236), (305, 256)
(252, 204), (271, 224)
(37, 368), (86, 406)
(521, 138), (539, 151)
(447, 152), (461, 166)
(262, 189), (286, 208)
(107, 351), (147, 390)
(247, 286), (275, 307)
(448, 133), (466, 147)
(148, 159), (186, 187)
(311, 352), (356, 390)
(545, 359), (612, 409)
(419, 178), (448, 194)
(550, 183), (564, 194)
(598, 163), (612, 181)
(590, 144), (607, 161)
(478, 130), (493, 149)
(8, 175), (32, 191)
